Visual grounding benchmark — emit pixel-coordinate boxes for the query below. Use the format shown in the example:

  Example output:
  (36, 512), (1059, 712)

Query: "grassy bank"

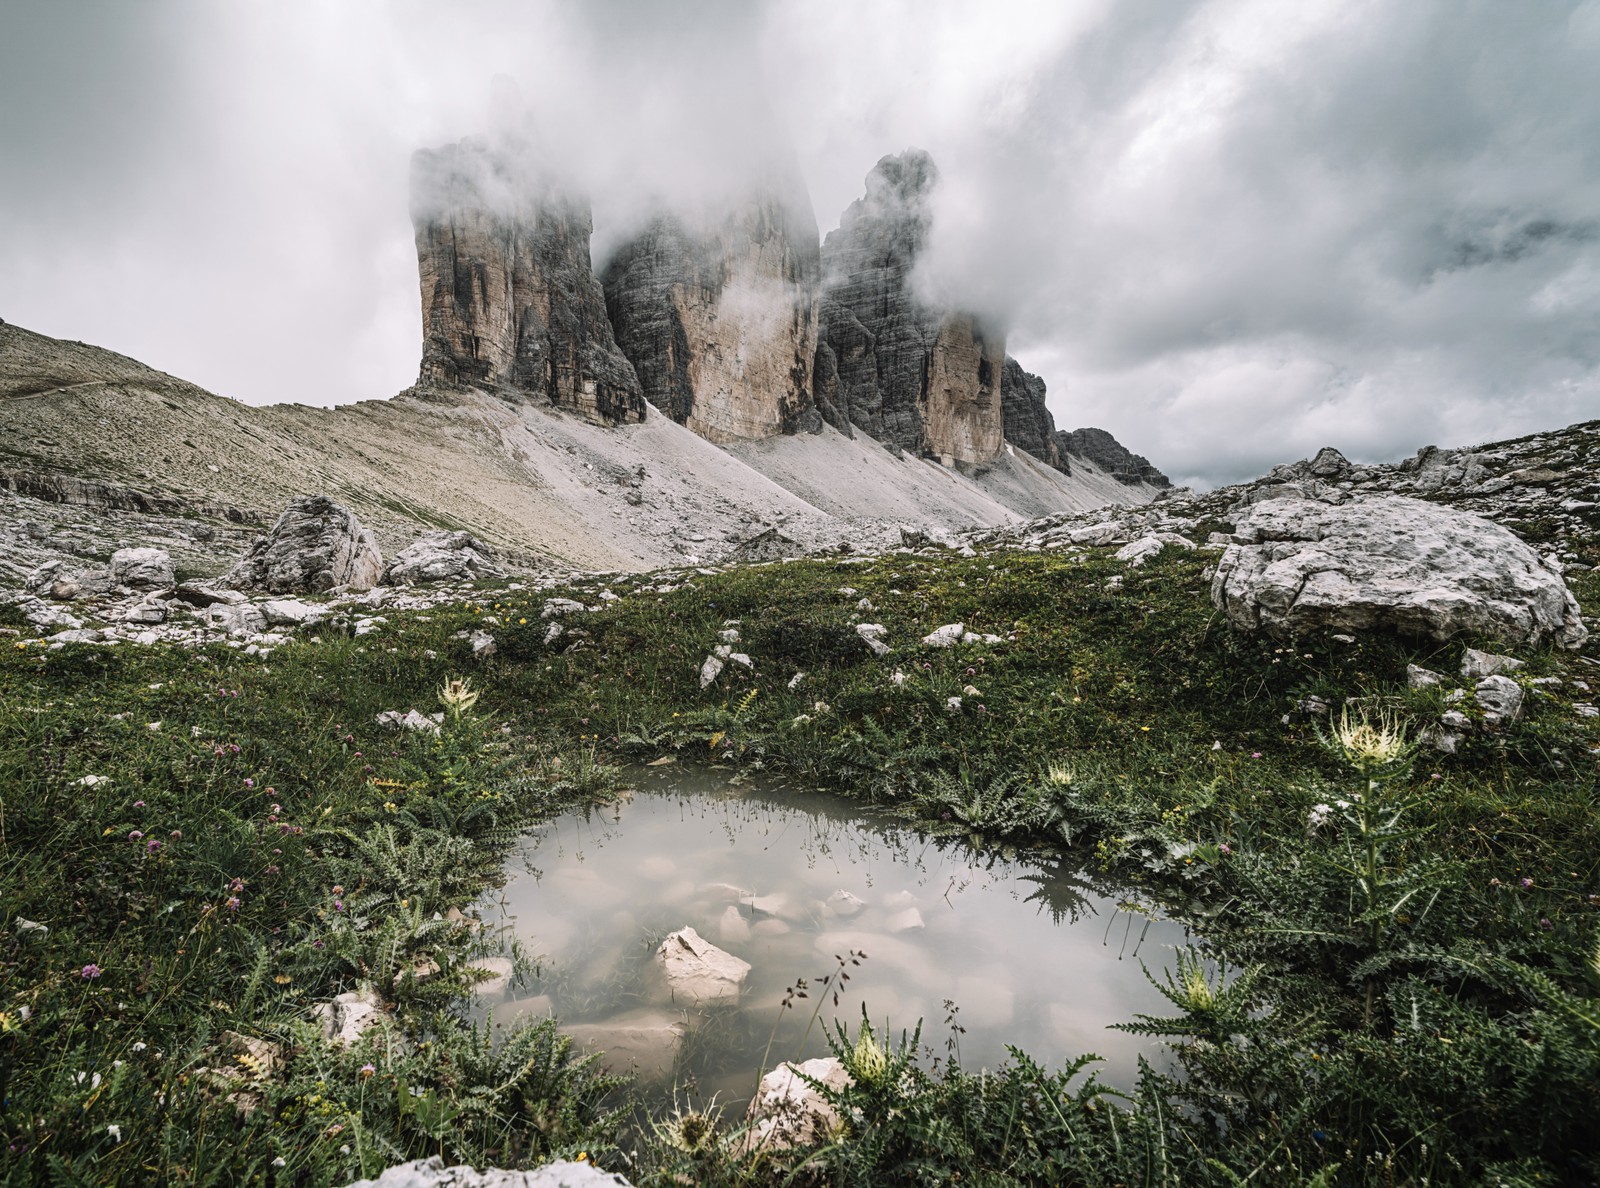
(3, 545), (1598, 1185)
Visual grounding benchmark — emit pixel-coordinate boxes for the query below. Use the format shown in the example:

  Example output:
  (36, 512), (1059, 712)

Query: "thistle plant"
(1314, 705), (1440, 1027)
(437, 676), (480, 721)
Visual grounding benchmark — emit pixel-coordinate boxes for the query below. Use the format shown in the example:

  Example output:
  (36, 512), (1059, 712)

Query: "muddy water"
(480, 769), (1192, 1105)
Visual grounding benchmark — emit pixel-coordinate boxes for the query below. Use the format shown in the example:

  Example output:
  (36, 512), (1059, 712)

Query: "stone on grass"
(343, 1155), (633, 1188)
(856, 623), (891, 655)
(699, 655), (724, 688)
(744, 1057), (852, 1151)
(1114, 534), (1194, 567)
(1474, 675), (1524, 725)
(1211, 495), (1588, 648)
(1460, 648), (1525, 680)
(261, 598), (319, 626)
(111, 547), (174, 589)
(1406, 664), (1446, 689)
(314, 986), (384, 1045)
(652, 926), (750, 1007)
(922, 623), (965, 648)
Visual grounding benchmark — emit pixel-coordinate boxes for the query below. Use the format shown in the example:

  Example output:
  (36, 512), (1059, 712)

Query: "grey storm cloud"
(2, 0), (1597, 489)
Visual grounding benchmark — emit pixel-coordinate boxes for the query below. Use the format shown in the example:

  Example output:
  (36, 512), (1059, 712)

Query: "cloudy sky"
(2, 0), (1597, 488)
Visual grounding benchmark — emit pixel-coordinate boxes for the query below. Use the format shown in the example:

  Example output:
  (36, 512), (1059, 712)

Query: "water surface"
(481, 769), (1192, 1104)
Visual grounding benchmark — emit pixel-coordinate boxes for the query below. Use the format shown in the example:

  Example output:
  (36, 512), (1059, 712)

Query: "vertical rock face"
(601, 180), (823, 442)
(411, 138), (645, 425)
(1057, 427), (1171, 487)
(815, 150), (1005, 468)
(999, 357), (1067, 472)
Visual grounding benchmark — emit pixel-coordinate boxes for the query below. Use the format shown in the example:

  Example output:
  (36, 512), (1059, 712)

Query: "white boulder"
(1211, 495), (1587, 647)
(110, 547), (174, 589)
(745, 1057), (852, 1151)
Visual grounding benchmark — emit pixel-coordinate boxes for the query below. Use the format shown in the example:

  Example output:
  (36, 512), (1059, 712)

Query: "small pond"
(478, 769), (1193, 1106)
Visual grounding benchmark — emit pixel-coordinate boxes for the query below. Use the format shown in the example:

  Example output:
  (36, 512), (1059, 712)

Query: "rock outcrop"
(225, 496), (383, 594)
(999, 358), (1066, 471)
(815, 151), (1005, 468)
(381, 530), (503, 585)
(1211, 495), (1588, 648)
(1057, 428), (1170, 487)
(411, 138), (645, 426)
(602, 174), (822, 442)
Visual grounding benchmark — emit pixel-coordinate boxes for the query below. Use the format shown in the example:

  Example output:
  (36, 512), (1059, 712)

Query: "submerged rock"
(652, 925), (750, 1007)
(563, 1009), (687, 1083)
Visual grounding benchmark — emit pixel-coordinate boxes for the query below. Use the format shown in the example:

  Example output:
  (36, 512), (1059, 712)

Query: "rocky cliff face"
(411, 138), (644, 425)
(999, 358), (1066, 472)
(601, 181), (822, 442)
(1058, 427), (1170, 487)
(815, 151), (1004, 468)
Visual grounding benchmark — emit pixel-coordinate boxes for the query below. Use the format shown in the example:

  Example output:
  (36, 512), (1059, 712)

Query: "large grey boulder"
(382, 530), (503, 585)
(344, 1156), (631, 1187)
(224, 496), (382, 594)
(110, 547), (174, 589)
(1212, 495), (1587, 647)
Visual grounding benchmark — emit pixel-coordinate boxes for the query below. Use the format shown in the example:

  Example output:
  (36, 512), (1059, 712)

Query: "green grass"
(2, 546), (1598, 1185)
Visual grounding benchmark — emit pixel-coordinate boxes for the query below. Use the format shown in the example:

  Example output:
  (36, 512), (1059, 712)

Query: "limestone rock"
(1115, 534), (1194, 566)
(1474, 675), (1524, 725)
(260, 598), (319, 626)
(602, 170), (822, 442)
(411, 137), (645, 426)
(224, 496), (382, 594)
(745, 1057), (852, 1151)
(999, 358), (1067, 472)
(921, 623), (965, 648)
(816, 150), (1004, 467)
(1057, 427), (1170, 487)
(383, 531), (504, 585)
(343, 1155), (633, 1188)
(1211, 495), (1588, 648)
(1460, 648), (1524, 680)
(652, 925), (750, 1007)
(110, 547), (173, 589)
(314, 986), (385, 1046)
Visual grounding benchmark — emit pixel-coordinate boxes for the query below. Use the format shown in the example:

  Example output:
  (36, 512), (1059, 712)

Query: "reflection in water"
(480, 769), (1191, 1106)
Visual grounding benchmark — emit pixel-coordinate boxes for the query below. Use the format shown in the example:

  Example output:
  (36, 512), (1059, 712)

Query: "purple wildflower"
(81, 964), (103, 980)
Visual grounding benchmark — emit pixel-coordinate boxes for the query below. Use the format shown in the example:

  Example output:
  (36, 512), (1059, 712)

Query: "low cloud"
(1, 0), (1595, 488)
